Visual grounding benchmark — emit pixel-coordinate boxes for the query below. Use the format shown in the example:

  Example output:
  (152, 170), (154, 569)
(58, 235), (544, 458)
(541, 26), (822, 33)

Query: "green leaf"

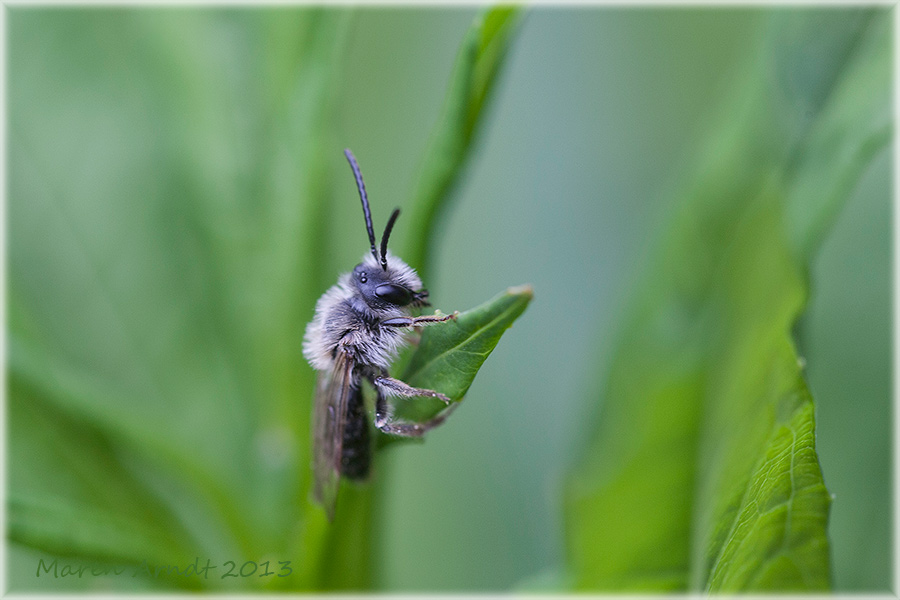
(6, 371), (201, 587)
(9, 495), (183, 569)
(781, 11), (892, 260)
(403, 6), (524, 279)
(564, 9), (889, 593)
(397, 285), (533, 422)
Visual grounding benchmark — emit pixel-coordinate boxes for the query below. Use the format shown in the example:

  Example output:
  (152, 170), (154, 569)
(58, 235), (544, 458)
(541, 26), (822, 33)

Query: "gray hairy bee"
(303, 149), (459, 519)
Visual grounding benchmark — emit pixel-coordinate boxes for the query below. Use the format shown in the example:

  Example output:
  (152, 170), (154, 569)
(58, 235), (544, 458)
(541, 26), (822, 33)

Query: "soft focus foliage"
(565, 10), (889, 593)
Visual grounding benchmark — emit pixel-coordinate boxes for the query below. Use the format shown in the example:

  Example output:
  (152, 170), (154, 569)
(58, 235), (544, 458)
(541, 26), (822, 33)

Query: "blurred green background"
(7, 7), (891, 592)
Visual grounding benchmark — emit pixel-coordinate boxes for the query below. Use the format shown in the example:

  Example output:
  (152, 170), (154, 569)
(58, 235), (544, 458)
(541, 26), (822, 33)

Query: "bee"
(303, 149), (459, 519)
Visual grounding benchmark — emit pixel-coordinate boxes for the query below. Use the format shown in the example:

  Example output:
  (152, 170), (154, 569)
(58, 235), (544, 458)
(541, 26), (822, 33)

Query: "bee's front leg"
(381, 311), (458, 328)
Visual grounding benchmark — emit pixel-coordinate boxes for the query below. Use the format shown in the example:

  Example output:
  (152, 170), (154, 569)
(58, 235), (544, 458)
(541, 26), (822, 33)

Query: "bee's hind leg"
(372, 376), (456, 438)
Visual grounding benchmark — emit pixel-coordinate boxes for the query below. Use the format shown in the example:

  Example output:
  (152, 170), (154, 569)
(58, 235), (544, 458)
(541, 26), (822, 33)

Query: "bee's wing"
(312, 349), (353, 520)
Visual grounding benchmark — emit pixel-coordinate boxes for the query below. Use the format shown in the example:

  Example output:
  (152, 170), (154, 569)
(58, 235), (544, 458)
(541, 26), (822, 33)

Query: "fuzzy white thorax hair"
(302, 251), (423, 372)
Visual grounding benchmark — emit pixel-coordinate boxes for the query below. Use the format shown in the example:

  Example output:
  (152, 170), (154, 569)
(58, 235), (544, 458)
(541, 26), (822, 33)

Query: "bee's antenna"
(344, 149), (378, 264)
(380, 208), (400, 271)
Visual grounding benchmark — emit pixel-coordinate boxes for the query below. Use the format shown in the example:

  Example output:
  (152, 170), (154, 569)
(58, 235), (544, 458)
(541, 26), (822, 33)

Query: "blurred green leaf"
(10, 495), (184, 573)
(8, 8), (348, 591)
(403, 6), (523, 279)
(780, 11), (891, 259)
(7, 370), (200, 584)
(564, 9), (888, 593)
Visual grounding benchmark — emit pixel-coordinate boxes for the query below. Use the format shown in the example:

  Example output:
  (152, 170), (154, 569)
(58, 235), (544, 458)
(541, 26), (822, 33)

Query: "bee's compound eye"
(375, 283), (412, 306)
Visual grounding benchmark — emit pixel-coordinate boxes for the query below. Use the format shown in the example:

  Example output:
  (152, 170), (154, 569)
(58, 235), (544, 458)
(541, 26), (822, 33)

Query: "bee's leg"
(374, 386), (392, 428)
(372, 375), (451, 405)
(369, 372), (456, 437)
(381, 311), (458, 328)
(373, 386), (458, 438)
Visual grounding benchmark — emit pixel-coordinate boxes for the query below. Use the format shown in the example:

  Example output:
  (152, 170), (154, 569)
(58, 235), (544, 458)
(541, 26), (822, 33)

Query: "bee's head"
(352, 252), (427, 309)
(344, 148), (428, 309)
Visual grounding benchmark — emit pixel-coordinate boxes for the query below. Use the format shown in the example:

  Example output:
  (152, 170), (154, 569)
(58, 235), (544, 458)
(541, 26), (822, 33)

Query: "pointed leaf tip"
(376, 285), (531, 438)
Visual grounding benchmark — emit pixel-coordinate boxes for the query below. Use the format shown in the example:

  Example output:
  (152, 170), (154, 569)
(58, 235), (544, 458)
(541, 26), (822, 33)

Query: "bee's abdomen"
(340, 384), (371, 480)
